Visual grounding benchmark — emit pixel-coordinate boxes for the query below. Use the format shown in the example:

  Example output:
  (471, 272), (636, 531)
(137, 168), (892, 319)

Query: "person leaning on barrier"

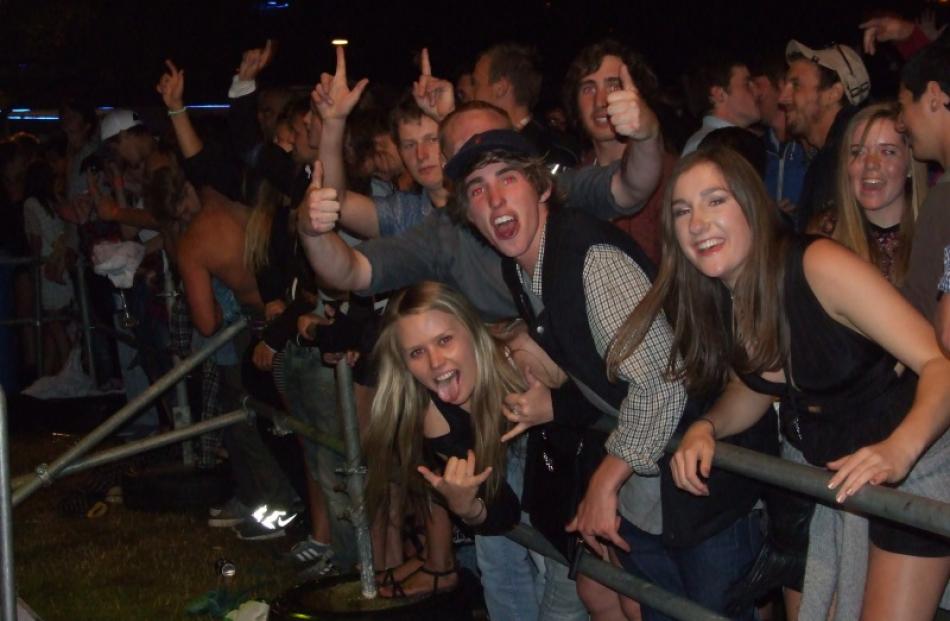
(615, 146), (950, 620)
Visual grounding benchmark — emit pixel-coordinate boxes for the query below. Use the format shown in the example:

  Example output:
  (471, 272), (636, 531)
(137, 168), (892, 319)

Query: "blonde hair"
(243, 179), (289, 274)
(832, 102), (920, 285)
(363, 282), (524, 520)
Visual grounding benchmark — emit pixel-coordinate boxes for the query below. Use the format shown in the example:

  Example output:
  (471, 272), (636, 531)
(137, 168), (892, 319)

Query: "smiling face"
(397, 115), (443, 191)
(577, 54), (624, 143)
(847, 117), (910, 227)
(396, 309), (478, 409)
(671, 161), (753, 289)
(463, 160), (550, 271)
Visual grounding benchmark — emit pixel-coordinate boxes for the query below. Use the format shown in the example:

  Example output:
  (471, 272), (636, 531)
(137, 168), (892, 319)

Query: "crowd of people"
(0, 9), (949, 621)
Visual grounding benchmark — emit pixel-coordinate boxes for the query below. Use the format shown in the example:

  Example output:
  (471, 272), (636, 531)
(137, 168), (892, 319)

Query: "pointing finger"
(421, 47), (432, 76)
(335, 44), (347, 77)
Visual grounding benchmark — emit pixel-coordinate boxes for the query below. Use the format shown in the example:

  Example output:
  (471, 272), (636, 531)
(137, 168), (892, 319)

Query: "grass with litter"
(11, 431), (300, 621)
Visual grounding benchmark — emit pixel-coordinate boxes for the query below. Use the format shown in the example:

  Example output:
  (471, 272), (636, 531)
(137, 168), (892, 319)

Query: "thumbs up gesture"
(500, 367), (553, 443)
(298, 161), (340, 237)
(607, 63), (659, 141)
(412, 48), (456, 122)
(311, 45), (369, 123)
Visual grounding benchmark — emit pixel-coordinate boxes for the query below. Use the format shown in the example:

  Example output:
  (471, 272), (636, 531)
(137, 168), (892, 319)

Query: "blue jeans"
(283, 342), (357, 568)
(617, 512), (763, 621)
(475, 437), (545, 621)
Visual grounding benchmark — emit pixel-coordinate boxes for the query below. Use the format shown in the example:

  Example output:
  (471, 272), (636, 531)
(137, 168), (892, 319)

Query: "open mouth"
(434, 369), (461, 403)
(492, 214), (518, 240)
(695, 238), (725, 254)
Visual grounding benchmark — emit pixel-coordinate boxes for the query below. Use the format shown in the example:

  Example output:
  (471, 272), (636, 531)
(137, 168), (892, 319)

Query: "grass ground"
(9, 408), (300, 621)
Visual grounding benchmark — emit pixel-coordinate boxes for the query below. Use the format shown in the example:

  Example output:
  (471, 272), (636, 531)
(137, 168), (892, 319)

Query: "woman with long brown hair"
(610, 146), (950, 619)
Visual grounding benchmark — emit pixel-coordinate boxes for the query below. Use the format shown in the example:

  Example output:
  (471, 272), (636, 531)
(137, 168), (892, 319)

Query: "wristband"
(697, 416), (717, 438)
(461, 497), (486, 525)
(167, 107), (187, 117)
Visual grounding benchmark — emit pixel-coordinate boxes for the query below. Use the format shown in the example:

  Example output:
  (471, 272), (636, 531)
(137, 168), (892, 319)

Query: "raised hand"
(418, 450), (492, 520)
(237, 39), (275, 82)
(412, 48), (456, 122)
(311, 45), (369, 123)
(607, 63), (658, 141)
(860, 15), (915, 55)
(156, 59), (185, 111)
(500, 367), (553, 443)
(298, 160), (340, 237)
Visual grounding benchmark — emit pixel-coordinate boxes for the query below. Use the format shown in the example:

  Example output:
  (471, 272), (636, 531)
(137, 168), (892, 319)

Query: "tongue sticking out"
(436, 370), (462, 403)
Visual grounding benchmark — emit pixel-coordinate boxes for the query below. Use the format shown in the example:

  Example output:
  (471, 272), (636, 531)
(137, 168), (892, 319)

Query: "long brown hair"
(607, 147), (791, 396)
(363, 282), (524, 520)
(832, 102), (919, 285)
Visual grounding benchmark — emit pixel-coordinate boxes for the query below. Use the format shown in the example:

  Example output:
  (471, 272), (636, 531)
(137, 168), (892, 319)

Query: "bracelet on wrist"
(461, 498), (486, 524)
(697, 416), (717, 438)
(167, 107), (187, 117)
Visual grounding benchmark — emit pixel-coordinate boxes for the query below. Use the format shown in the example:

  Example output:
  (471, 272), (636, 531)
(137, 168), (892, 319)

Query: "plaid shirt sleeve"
(582, 245), (686, 476)
(939, 245), (950, 294)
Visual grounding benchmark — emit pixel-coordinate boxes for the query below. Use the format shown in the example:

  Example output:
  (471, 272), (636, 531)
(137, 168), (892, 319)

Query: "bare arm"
(671, 375), (775, 496)
(178, 241), (220, 337)
(607, 63), (663, 210)
(805, 239), (950, 498)
(297, 161), (373, 291)
(157, 60), (203, 159)
(937, 294), (950, 357)
(311, 44), (368, 195)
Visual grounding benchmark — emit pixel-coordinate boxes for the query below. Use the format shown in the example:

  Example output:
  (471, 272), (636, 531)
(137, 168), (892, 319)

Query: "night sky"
(0, 0), (935, 113)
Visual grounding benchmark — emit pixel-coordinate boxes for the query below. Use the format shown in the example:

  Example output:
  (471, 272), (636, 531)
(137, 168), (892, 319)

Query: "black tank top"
(741, 237), (914, 465)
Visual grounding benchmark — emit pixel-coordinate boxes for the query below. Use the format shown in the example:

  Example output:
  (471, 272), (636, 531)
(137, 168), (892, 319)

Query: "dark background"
(0, 0), (938, 111)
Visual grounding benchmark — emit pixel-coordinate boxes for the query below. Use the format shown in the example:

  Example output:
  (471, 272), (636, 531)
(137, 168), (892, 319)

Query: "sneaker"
(208, 497), (249, 527)
(232, 504), (299, 541)
(288, 536), (333, 565)
(297, 557), (340, 582)
(232, 517), (287, 541)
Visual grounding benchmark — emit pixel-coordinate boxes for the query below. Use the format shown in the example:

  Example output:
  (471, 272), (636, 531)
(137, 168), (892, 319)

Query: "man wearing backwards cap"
(447, 128), (692, 618)
(779, 40), (870, 231)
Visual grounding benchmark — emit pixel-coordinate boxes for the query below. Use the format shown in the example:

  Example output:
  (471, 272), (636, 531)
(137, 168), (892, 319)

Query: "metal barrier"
(2, 315), (948, 620)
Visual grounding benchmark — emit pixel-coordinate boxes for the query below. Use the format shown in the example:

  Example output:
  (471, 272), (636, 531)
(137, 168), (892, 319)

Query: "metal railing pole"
(12, 318), (247, 507)
(31, 260), (42, 378)
(242, 396), (345, 456)
(335, 361), (376, 599)
(10, 410), (250, 490)
(162, 251), (193, 466)
(73, 258), (97, 388)
(0, 389), (16, 621)
(709, 441), (950, 538)
(505, 524), (727, 621)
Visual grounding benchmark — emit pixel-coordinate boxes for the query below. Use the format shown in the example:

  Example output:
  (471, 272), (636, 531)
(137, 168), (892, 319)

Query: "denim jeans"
(539, 556), (589, 621)
(617, 511), (763, 621)
(282, 342), (357, 568)
(475, 437), (546, 621)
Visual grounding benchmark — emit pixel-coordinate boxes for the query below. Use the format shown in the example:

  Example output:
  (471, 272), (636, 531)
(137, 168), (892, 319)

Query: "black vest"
(501, 208), (657, 414)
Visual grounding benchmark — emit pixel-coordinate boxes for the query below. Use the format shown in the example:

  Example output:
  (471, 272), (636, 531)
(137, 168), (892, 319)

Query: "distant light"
(259, 0), (290, 9)
(97, 106), (114, 111)
(331, 39), (349, 46)
(187, 103), (230, 110)
(9, 115), (59, 121)
(11, 108), (29, 113)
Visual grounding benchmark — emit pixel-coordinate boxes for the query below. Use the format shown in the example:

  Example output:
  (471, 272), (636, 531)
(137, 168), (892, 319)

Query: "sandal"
(380, 563), (458, 599)
(375, 556), (424, 589)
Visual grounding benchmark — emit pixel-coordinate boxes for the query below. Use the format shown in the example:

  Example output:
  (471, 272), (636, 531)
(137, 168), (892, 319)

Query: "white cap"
(786, 40), (870, 106)
(100, 109), (143, 141)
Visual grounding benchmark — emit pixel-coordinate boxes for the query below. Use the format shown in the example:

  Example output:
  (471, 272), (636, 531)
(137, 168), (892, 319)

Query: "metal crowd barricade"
(2, 322), (949, 620)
